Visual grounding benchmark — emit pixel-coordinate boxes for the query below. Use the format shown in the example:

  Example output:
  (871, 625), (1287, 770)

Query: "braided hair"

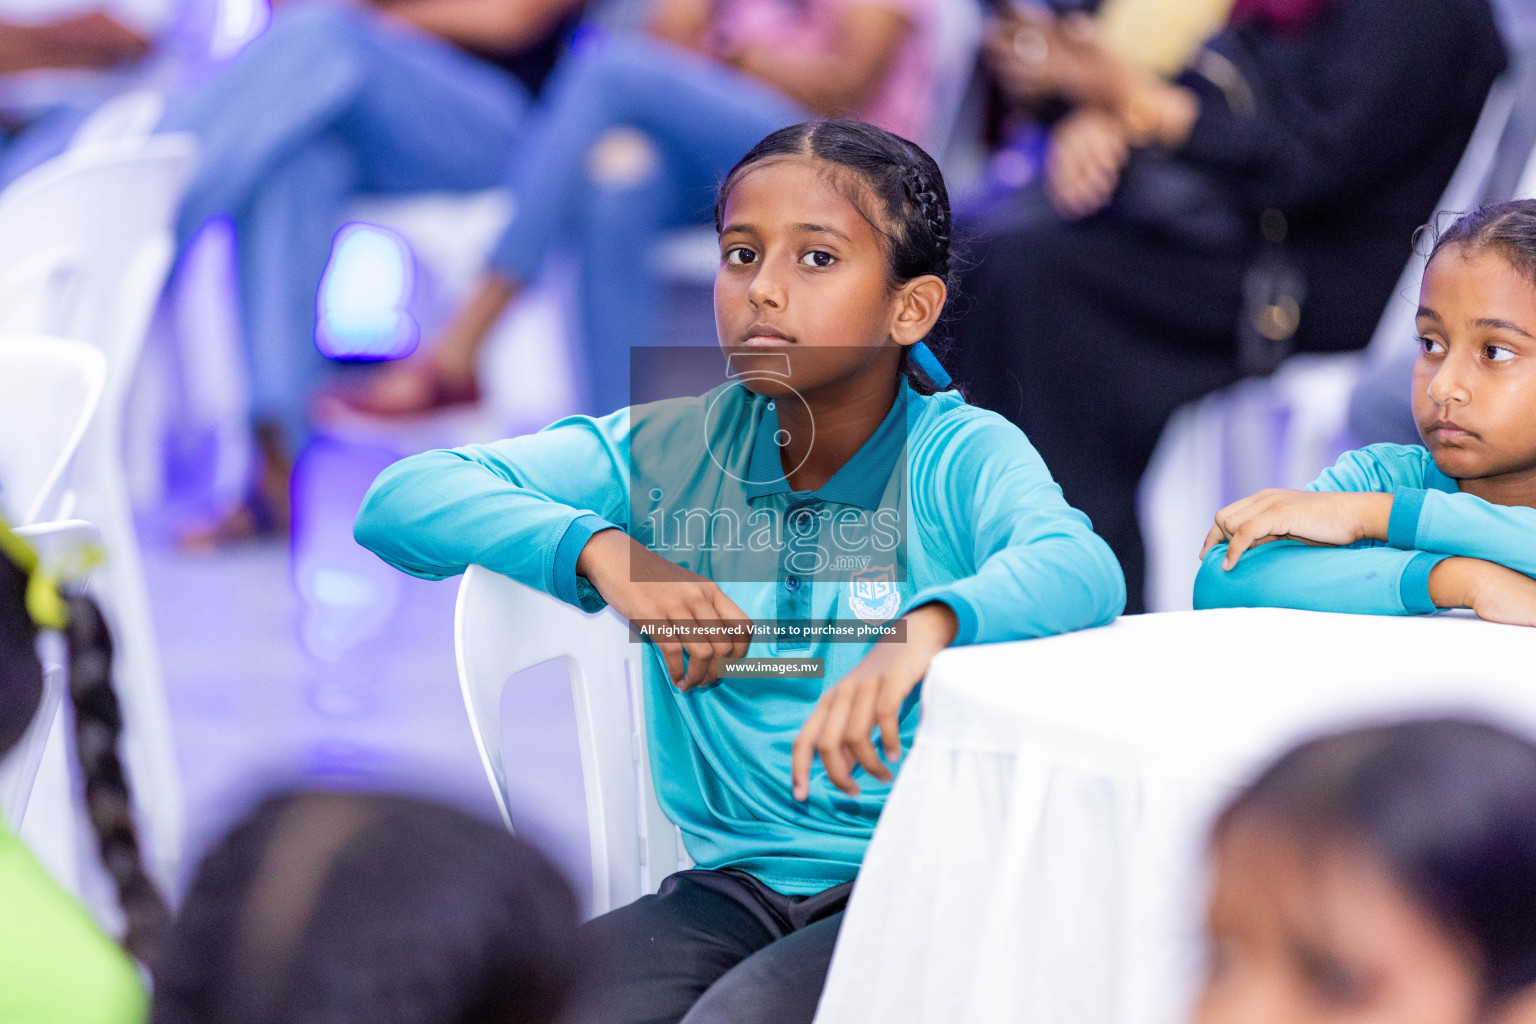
(714, 119), (956, 395)
(63, 592), (171, 968)
(0, 535), (170, 969)
(1424, 198), (1536, 289)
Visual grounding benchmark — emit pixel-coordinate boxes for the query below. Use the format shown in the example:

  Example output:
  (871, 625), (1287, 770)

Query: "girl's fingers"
(1224, 518), (1280, 568)
(791, 702), (829, 801)
(710, 590), (754, 660)
(680, 638), (716, 690)
(658, 641), (686, 687)
(1200, 522), (1226, 560)
(844, 681), (892, 783)
(876, 687), (905, 763)
(815, 687), (859, 796)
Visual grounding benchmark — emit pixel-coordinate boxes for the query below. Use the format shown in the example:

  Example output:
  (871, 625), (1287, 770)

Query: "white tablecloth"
(815, 608), (1536, 1024)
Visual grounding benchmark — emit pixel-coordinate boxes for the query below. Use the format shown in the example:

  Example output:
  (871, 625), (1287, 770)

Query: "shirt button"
(784, 575), (802, 591)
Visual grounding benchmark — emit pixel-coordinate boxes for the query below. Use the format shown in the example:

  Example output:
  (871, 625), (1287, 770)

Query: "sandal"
(320, 359), (482, 419)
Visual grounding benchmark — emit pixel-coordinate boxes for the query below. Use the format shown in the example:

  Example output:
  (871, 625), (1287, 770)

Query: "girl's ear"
(891, 275), (947, 347)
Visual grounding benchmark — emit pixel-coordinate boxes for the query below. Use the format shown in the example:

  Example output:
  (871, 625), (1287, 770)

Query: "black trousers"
(567, 868), (852, 1024)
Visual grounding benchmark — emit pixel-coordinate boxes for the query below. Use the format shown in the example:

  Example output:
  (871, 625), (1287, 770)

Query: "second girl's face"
(714, 155), (934, 399)
(1195, 817), (1481, 1024)
(1413, 246), (1536, 484)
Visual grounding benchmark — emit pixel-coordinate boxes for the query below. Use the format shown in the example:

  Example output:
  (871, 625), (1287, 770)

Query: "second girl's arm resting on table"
(1384, 488), (1536, 579)
(1297, 445), (1536, 578)
(900, 412), (1126, 642)
(1195, 540), (1449, 616)
(1196, 445), (1536, 614)
(353, 414), (628, 610)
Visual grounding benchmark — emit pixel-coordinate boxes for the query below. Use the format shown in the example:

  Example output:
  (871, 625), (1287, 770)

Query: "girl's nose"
(1427, 355), (1473, 407)
(747, 258), (788, 310)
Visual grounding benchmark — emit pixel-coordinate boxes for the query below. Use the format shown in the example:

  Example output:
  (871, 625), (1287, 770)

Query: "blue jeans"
(162, 2), (528, 441)
(487, 33), (803, 417)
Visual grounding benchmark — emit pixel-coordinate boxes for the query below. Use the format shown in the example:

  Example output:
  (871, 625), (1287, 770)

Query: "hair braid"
(63, 593), (171, 970)
(899, 162), (950, 281)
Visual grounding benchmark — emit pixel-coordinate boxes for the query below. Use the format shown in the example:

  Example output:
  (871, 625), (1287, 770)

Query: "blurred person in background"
(151, 789), (585, 1024)
(0, 519), (171, 1023)
(332, 0), (936, 421)
(160, 0), (587, 544)
(1198, 718), (1536, 1024)
(952, 0), (1505, 613)
(0, 7), (151, 182)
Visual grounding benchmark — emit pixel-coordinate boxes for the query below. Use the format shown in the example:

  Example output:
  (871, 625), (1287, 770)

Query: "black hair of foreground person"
(151, 790), (586, 1024)
(1216, 718), (1536, 1007)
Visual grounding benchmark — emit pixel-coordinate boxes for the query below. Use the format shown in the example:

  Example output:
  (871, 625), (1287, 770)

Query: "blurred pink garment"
(1229, 0), (1339, 31)
(711, 0), (937, 144)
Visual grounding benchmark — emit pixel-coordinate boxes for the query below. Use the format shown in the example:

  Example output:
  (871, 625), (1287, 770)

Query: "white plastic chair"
(0, 133), (199, 889)
(69, 89), (168, 151)
(455, 564), (688, 918)
(1140, 73), (1520, 612)
(0, 336), (106, 526)
(0, 518), (101, 834)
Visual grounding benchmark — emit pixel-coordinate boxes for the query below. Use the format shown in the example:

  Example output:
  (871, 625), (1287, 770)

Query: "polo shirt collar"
(744, 381), (910, 509)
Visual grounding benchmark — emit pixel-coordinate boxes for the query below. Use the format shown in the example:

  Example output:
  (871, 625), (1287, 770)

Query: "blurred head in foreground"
(1196, 719), (1536, 1024)
(152, 790), (585, 1024)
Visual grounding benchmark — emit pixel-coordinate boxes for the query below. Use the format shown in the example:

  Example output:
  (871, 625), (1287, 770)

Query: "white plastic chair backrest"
(455, 565), (686, 918)
(1363, 76), (1517, 359)
(0, 337), (106, 526)
(0, 134), (198, 430)
(0, 518), (101, 829)
(68, 89), (166, 150)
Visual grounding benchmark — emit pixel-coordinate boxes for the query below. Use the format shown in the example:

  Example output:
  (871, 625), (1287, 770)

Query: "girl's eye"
(1485, 343), (1516, 362)
(799, 250), (836, 269)
(725, 247), (757, 266)
(1419, 335), (1446, 355)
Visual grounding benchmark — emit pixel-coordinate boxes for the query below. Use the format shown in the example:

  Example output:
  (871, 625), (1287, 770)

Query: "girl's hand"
(576, 528), (752, 690)
(1430, 557), (1536, 628)
(1201, 490), (1395, 569)
(1046, 106), (1130, 220)
(790, 602), (958, 801)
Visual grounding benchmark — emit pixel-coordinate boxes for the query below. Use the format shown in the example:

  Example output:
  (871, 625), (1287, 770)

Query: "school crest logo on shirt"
(847, 565), (901, 623)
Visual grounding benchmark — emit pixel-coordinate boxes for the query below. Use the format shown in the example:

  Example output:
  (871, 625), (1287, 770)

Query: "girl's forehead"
(722, 156), (879, 228)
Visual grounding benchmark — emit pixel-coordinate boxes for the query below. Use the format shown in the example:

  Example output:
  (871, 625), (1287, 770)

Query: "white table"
(815, 608), (1536, 1024)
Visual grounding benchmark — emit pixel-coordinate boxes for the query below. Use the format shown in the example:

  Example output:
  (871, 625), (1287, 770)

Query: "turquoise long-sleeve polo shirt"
(355, 378), (1125, 894)
(1195, 442), (1536, 616)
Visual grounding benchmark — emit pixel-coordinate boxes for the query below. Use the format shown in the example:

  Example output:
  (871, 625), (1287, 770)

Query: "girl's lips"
(1427, 422), (1477, 440)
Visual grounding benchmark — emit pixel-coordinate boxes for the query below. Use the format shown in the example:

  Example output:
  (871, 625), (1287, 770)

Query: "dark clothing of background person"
(950, 0), (1507, 613)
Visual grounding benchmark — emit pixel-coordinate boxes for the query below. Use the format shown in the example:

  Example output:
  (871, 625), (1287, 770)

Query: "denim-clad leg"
(574, 149), (690, 416)
(235, 132), (358, 441)
(161, 1), (529, 434)
(486, 32), (803, 361)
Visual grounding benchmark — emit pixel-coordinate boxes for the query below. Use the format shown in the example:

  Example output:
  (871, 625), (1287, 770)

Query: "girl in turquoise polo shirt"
(1196, 199), (1536, 625)
(355, 119), (1125, 1024)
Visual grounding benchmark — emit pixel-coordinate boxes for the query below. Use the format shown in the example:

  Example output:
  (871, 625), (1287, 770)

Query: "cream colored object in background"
(1096, 0), (1235, 76)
